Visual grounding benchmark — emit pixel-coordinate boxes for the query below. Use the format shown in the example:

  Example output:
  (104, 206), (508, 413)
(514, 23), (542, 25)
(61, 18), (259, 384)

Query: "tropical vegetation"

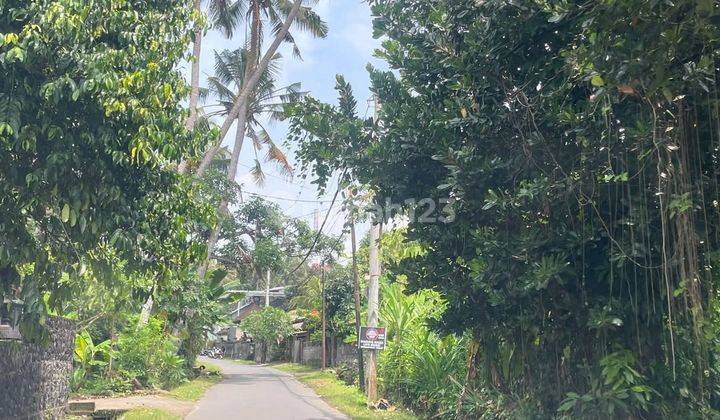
(4, 0), (720, 418)
(286, 0), (720, 417)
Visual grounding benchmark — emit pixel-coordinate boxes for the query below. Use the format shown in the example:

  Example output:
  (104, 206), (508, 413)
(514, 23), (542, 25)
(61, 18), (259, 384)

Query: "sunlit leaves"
(0, 0), (215, 336)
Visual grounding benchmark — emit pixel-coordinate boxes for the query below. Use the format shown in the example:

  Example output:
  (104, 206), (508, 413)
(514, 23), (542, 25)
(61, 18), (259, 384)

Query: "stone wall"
(0, 317), (75, 419)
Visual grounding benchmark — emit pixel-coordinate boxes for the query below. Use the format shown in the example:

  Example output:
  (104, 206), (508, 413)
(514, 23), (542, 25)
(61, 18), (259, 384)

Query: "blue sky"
(193, 0), (385, 247)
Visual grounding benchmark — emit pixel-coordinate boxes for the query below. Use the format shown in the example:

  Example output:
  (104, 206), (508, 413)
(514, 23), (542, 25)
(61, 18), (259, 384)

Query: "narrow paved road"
(187, 357), (347, 420)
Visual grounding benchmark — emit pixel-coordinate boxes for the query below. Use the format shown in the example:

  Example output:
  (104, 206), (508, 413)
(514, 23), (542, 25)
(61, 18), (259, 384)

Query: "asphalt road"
(187, 357), (348, 420)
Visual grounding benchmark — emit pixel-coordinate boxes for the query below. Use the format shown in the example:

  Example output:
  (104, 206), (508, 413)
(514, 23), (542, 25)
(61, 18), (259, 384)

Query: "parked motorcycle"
(201, 347), (224, 358)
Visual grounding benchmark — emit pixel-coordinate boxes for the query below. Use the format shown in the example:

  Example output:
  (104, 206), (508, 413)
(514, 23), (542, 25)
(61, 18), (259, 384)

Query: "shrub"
(77, 376), (132, 396)
(334, 360), (358, 386)
(114, 317), (187, 389)
(72, 329), (111, 391)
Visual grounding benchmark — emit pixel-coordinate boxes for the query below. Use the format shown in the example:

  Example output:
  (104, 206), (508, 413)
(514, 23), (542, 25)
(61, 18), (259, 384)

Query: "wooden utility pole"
(365, 222), (381, 402)
(350, 214), (365, 391)
(321, 265), (327, 369)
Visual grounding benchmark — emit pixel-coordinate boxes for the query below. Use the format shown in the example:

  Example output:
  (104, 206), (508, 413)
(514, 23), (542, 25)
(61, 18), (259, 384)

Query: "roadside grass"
(120, 408), (181, 420)
(271, 363), (417, 420)
(168, 361), (223, 401)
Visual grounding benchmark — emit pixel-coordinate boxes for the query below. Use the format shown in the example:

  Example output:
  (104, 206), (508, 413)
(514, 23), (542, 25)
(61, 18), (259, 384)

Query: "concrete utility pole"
(321, 266), (327, 369)
(365, 222), (381, 402)
(349, 214), (365, 391)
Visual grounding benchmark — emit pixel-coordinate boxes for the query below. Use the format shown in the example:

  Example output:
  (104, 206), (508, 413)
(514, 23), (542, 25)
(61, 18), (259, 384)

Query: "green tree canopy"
(215, 196), (342, 288)
(0, 0), (214, 335)
(288, 0), (720, 416)
(240, 306), (293, 363)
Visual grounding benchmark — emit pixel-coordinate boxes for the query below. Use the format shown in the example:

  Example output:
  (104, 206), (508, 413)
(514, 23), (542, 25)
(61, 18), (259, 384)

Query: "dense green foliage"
(288, 0), (720, 416)
(0, 0), (213, 336)
(290, 264), (355, 343)
(379, 281), (466, 416)
(240, 306), (293, 363)
(8, 0), (720, 417)
(73, 317), (186, 395)
(217, 197), (318, 287)
(159, 268), (239, 369)
(115, 317), (186, 389)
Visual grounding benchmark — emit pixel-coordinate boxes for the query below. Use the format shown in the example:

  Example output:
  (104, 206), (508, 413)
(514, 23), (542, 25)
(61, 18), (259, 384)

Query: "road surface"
(187, 357), (347, 420)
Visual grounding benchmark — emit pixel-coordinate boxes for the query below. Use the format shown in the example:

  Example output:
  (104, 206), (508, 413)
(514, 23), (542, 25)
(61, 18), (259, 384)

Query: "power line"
(237, 162), (312, 190)
(284, 170), (346, 278)
(242, 190), (334, 204)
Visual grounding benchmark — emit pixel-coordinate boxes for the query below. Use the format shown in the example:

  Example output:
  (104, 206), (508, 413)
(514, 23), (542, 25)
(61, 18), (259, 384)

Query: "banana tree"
(72, 330), (111, 389)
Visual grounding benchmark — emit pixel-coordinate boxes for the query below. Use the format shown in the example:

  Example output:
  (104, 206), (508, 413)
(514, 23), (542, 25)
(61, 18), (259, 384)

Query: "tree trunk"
(193, 0), (261, 264)
(108, 313), (117, 373)
(186, 0), (202, 132)
(196, 114), (246, 279)
(139, 294), (153, 326)
(195, 0), (304, 177)
(349, 215), (365, 390)
(197, 202), (225, 281)
(226, 102), (249, 181)
(265, 269), (271, 307)
(178, 0), (203, 174)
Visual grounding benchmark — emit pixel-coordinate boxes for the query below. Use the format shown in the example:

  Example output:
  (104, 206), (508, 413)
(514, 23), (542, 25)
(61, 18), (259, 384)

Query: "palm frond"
(250, 158), (266, 186)
(209, 0), (247, 38)
(207, 76), (237, 103)
(248, 127), (265, 151)
(193, 111), (213, 133)
(264, 52), (283, 82)
(213, 49), (245, 87)
(273, 1), (327, 38)
(249, 126), (293, 177)
(198, 86), (211, 102)
(295, 6), (328, 39)
(266, 143), (293, 177)
(267, 109), (287, 122)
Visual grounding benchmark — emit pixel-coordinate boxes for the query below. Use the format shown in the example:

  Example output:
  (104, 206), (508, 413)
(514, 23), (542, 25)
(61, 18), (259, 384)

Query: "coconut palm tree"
(187, 0), (246, 131)
(204, 47), (302, 183)
(195, 0), (327, 177)
(193, 0), (326, 281)
(180, 0), (245, 174)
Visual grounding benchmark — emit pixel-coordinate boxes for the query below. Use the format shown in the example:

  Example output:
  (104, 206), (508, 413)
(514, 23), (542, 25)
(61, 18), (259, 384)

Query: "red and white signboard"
(358, 326), (386, 350)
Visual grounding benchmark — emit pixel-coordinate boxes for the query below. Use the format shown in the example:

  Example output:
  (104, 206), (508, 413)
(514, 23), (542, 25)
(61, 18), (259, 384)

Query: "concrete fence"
(291, 338), (356, 368)
(221, 336), (357, 368)
(219, 340), (254, 360)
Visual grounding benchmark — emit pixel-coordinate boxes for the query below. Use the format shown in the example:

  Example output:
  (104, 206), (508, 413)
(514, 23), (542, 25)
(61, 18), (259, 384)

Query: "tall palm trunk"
(196, 6), (259, 274)
(194, 1), (303, 277)
(196, 115), (245, 280)
(187, 0), (203, 131)
(195, 0), (303, 177)
(224, 0), (259, 179)
(138, 281), (155, 327)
